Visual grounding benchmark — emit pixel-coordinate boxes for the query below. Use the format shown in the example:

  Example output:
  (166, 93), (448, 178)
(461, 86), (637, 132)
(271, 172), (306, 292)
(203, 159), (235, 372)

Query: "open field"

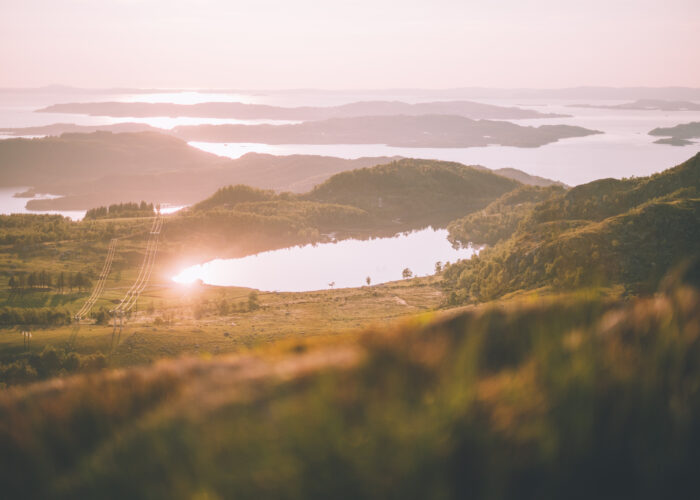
(0, 272), (445, 372)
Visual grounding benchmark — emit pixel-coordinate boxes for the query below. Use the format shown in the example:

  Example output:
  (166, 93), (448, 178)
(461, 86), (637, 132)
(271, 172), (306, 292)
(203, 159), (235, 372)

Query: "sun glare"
(172, 265), (204, 285)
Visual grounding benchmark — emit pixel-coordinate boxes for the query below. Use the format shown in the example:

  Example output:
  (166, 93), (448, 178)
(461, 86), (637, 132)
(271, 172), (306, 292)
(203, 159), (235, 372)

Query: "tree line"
(7, 270), (92, 294)
(85, 201), (154, 219)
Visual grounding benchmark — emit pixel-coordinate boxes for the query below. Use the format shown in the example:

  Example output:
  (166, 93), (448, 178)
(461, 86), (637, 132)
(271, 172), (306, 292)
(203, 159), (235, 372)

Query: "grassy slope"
(0, 270), (697, 499)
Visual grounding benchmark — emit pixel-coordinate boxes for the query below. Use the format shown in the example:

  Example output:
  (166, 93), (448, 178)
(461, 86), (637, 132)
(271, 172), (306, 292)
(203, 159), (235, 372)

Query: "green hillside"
(448, 185), (566, 246)
(444, 153), (700, 301)
(306, 158), (520, 226)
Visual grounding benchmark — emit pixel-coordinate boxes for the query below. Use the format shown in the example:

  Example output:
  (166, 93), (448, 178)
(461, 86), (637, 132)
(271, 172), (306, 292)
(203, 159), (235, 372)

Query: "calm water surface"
(0, 187), (86, 220)
(2, 90), (698, 191)
(173, 228), (477, 292)
(189, 99), (700, 186)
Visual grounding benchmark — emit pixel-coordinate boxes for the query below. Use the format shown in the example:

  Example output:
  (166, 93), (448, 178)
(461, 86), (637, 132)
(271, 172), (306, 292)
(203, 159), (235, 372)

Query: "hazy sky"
(1, 0), (698, 89)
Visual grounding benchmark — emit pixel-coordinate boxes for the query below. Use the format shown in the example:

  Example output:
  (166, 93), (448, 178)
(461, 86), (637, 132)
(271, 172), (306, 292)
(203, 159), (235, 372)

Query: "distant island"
(0, 115), (602, 148)
(649, 121), (700, 146)
(0, 131), (563, 210)
(0, 122), (159, 136)
(570, 99), (700, 111)
(37, 100), (567, 120)
(169, 115), (600, 148)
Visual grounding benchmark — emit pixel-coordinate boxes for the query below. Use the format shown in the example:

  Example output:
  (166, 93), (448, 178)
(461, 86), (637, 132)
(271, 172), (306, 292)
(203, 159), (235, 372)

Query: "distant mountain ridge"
(37, 100), (566, 120)
(570, 99), (700, 111)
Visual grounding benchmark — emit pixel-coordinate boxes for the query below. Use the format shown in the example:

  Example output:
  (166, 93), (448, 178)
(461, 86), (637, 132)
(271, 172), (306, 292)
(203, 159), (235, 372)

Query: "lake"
(188, 98), (700, 186)
(172, 228), (477, 292)
(0, 187), (86, 220)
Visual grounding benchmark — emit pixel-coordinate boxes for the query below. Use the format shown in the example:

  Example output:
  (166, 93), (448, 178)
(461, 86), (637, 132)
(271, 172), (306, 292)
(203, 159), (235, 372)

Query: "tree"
(248, 291), (260, 311)
(435, 261), (443, 274)
(402, 268), (413, 279)
(366, 276), (371, 286)
(57, 272), (65, 293)
(217, 299), (230, 316)
(93, 307), (110, 325)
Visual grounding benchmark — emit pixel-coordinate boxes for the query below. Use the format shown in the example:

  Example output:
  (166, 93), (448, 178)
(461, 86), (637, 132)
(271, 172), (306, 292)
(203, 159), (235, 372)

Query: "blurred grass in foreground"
(0, 263), (699, 499)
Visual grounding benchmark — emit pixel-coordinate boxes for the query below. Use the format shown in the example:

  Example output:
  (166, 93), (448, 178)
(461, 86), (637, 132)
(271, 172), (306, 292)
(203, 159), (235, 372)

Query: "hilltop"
(304, 159), (520, 225)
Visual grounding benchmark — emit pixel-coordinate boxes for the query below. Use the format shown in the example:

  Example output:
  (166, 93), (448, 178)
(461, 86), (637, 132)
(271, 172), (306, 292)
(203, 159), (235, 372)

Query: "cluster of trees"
(0, 307), (72, 326)
(0, 213), (148, 252)
(0, 345), (107, 386)
(192, 185), (276, 211)
(192, 291), (260, 320)
(0, 213), (76, 246)
(7, 270), (92, 293)
(85, 201), (154, 219)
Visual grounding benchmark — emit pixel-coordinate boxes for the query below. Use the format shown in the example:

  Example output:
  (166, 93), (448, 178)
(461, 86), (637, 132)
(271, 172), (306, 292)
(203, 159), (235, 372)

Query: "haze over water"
(2, 90), (699, 189)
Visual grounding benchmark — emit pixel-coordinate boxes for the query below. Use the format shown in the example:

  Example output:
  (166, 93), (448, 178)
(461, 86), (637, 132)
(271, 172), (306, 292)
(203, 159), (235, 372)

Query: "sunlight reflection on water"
(173, 228), (477, 292)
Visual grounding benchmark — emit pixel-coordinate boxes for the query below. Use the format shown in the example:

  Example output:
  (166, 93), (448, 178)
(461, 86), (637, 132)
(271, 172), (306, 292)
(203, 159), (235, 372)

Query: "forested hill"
(447, 184), (567, 247)
(305, 159), (521, 225)
(0, 131), (225, 187)
(445, 153), (700, 301)
(531, 151), (700, 222)
(163, 159), (522, 259)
